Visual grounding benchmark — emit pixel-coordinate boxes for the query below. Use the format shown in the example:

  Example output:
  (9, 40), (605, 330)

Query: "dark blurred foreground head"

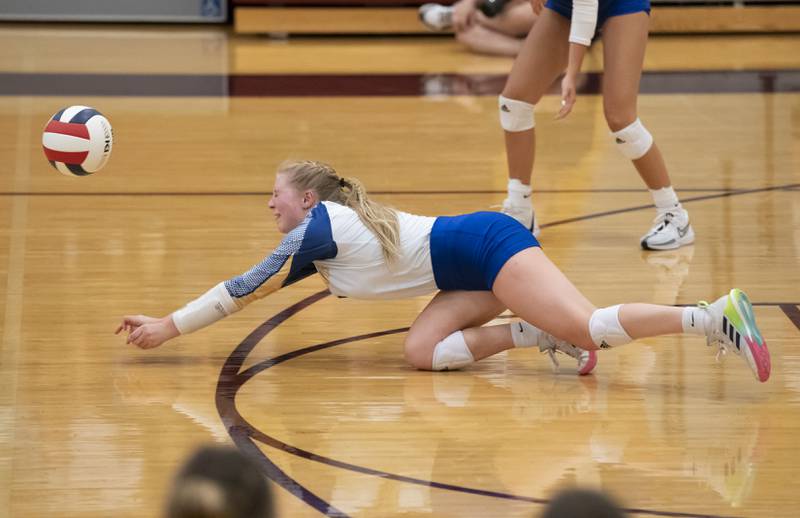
(166, 445), (274, 518)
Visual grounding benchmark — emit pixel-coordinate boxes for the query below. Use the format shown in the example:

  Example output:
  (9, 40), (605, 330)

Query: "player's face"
(269, 173), (308, 233)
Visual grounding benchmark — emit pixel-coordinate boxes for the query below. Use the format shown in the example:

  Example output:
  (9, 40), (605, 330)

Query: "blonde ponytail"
(278, 160), (401, 263)
(337, 176), (401, 263)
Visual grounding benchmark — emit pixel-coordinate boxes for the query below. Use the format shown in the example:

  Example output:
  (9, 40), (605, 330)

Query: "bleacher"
(232, 0), (800, 35)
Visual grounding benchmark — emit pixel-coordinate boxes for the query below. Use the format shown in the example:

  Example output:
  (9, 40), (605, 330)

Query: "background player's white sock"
(507, 179), (532, 207)
(650, 186), (680, 212)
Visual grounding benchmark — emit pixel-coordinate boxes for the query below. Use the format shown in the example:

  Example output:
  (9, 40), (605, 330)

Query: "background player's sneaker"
(418, 4), (453, 31)
(700, 288), (770, 382)
(539, 334), (597, 375)
(640, 208), (694, 250)
(500, 199), (541, 237)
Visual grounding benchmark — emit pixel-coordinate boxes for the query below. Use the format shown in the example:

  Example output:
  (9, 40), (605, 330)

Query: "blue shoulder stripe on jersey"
(284, 203), (338, 287)
(224, 204), (338, 298)
(69, 108), (101, 124)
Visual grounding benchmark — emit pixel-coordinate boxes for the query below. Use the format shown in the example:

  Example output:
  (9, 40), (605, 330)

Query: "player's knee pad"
(431, 331), (474, 371)
(611, 118), (653, 160)
(588, 305), (632, 349)
(499, 95), (535, 132)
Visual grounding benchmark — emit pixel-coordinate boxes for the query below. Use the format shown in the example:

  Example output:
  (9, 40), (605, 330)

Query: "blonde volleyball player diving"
(116, 160), (770, 382)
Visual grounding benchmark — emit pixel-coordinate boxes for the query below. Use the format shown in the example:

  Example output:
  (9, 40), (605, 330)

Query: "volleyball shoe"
(418, 4), (453, 31)
(538, 334), (597, 376)
(699, 289), (770, 382)
(640, 208), (694, 250)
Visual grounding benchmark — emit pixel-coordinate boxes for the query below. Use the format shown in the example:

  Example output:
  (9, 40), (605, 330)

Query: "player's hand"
(117, 315), (179, 349)
(556, 74), (577, 120)
(530, 0), (545, 15)
(115, 314), (159, 335)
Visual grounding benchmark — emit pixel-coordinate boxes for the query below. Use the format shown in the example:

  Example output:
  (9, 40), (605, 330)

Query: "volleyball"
(42, 105), (113, 176)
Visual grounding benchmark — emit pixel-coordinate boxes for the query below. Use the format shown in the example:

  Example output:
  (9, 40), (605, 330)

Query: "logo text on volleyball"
(102, 122), (111, 153)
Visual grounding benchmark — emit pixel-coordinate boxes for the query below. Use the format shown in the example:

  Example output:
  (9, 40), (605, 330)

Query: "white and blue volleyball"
(42, 105), (113, 176)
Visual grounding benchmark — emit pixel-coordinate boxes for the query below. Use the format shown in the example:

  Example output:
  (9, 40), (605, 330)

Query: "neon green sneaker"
(700, 289), (770, 382)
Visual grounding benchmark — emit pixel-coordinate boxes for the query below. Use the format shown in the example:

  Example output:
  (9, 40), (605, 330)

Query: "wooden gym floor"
(0, 23), (799, 517)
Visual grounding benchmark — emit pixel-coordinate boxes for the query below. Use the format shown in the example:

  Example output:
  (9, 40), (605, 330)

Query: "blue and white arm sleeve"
(224, 219), (309, 302)
(170, 205), (337, 336)
(172, 282), (239, 335)
(171, 220), (311, 335)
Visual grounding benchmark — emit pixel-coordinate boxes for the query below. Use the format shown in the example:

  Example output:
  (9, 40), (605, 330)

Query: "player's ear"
(303, 190), (316, 209)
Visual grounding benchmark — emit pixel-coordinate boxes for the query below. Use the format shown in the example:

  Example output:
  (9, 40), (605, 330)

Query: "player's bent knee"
(610, 118), (653, 160)
(431, 331), (474, 371)
(604, 109), (635, 132)
(403, 337), (432, 370)
(499, 95), (535, 132)
(588, 305), (633, 349)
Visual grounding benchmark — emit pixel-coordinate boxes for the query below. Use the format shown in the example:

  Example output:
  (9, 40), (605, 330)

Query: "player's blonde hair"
(278, 160), (401, 263)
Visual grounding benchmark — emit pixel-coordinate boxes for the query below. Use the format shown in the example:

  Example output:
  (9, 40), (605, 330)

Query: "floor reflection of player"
(125, 330), (769, 516)
(401, 367), (764, 512)
(642, 245), (695, 306)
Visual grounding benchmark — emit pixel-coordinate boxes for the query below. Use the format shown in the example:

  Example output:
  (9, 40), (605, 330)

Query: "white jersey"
(222, 201), (437, 309)
(317, 202), (437, 299)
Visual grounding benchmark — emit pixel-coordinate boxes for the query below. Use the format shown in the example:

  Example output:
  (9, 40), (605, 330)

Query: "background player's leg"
(602, 12), (694, 250)
(499, 9), (570, 232)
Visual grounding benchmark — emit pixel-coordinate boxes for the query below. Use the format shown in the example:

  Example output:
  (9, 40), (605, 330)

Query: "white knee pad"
(588, 305), (632, 349)
(431, 331), (475, 371)
(611, 118), (653, 160)
(499, 95), (535, 132)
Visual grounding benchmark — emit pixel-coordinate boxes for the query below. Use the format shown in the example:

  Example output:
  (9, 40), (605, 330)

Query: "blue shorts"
(545, 0), (650, 33)
(430, 212), (540, 291)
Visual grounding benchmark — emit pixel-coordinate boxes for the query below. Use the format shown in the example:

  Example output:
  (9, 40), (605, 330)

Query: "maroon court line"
(3, 69), (799, 96)
(780, 305), (800, 332)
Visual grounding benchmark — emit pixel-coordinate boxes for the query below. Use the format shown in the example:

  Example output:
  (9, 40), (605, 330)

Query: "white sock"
(507, 179), (532, 207)
(682, 307), (709, 336)
(510, 320), (543, 348)
(650, 186), (680, 212)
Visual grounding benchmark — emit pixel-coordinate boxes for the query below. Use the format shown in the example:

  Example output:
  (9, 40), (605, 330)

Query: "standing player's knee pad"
(499, 95), (535, 132)
(611, 118), (653, 160)
(431, 331), (475, 371)
(588, 305), (632, 349)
